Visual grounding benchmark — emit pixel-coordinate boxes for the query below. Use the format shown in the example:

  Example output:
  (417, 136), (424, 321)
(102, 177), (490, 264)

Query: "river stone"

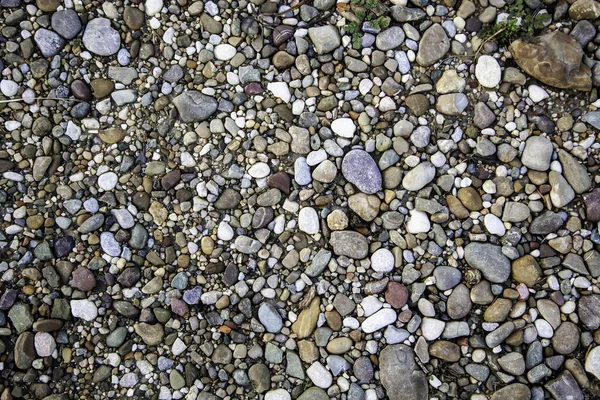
(464, 243), (510, 283)
(521, 136), (553, 171)
(376, 26), (405, 51)
(297, 388), (328, 400)
(291, 297), (320, 339)
(475, 55), (501, 88)
(490, 383), (531, 400)
(173, 91), (218, 122)
(15, 332), (35, 369)
(134, 323), (164, 345)
(558, 149), (592, 194)
(341, 150), (382, 194)
(578, 294), (600, 329)
(544, 371), (584, 400)
(308, 25), (341, 54)
(509, 31), (591, 91)
(248, 363), (270, 393)
(34, 28), (65, 58)
(379, 344), (428, 400)
(51, 10), (81, 39)
(570, 0), (600, 19)
(416, 24), (450, 67)
(330, 231), (368, 259)
(258, 303), (283, 333)
(82, 18), (121, 56)
(402, 162), (435, 191)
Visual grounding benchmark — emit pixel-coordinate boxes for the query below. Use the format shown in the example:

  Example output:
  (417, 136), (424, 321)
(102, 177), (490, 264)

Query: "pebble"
(475, 55), (502, 88)
(82, 18), (121, 56)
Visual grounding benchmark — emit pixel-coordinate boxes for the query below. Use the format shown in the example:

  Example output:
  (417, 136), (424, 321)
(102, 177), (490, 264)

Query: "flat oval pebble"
(341, 149), (382, 194)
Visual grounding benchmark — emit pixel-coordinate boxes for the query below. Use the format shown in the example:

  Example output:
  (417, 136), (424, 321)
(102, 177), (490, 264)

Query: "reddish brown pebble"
(385, 282), (408, 309)
(267, 171), (291, 194)
(70, 267), (96, 292)
(245, 82), (263, 95)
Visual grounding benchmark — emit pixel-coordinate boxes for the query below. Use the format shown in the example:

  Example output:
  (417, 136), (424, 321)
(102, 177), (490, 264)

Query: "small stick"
(0, 97), (88, 104)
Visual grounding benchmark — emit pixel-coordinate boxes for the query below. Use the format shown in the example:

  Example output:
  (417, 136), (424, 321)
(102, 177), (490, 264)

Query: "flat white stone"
(421, 317), (445, 340)
(70, 299), (98, 321)
(298, 207), (319, 234)
(217, 221), (234, 241)
(484, 214), (505, 236)
(0, 80), (18, 96)
(475, 55), (501, 88)
(361, 296), (383, 317)
(267, 82), (291, 103)
(406, 210), (430, 234)
(306, 362), (333, 388)
(34, 332), (56, 357)
(585, 346), (600, 381)
(371, 248), (395, 273)
(265, 390), (291, 400)
(534, 319), (554, 338)
(98, 172), (118, 191)
(362, 308), (397, 333)
(528, 84), (549, 103)
(248, 162), (270, 178)
(331, 118), (356, 138)
(145, 0), (163, 15)
(214, 44), (236, 60)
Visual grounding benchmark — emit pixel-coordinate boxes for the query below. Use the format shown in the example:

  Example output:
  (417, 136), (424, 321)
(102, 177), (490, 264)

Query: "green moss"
(479, 0), (551, 46)
(342, 0), (391, 49)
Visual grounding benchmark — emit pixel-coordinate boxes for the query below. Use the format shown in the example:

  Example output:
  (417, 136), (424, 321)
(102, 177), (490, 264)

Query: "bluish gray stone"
(342, 150), (382, 194)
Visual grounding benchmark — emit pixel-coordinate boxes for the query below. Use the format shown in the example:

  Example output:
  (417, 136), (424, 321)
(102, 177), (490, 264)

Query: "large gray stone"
(341, 150), (382, 194)
(416, 24), (450, 67)
(379, 344), (428, 400)
(82, 18), (121, 56)
(464, 243), (510, 283)
(173, 91), (218, 122)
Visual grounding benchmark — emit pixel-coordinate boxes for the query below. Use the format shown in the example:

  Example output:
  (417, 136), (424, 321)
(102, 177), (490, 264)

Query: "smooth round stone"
(248, 162), (270, 178)
(34, 332), (56, 357)
(217, 221), (234, 241)
(298, 207), (319, 234)
(33, 28), (65, 58)
(51, 10), (81, 39)
(70, 299), (98, 321)
(265, 389), (291, 400)
(484, 214), (505, 236)
(371, 248), (394, 273)
(306, 362), (333, 388)
(528, 84), (549, 103)
(586, 346), (600, 381)
(475, 55), (501, 88)
(534, 319), (554, 338)
(406, 210), (430, 234)
(0, 80), (18, 96)
(82, 18), (121, 56)
(71, 79), (93, 101)
(258, 303), (282, 333)
(331, 118), (356, 138)
(402, 162), (436, 191)
(98, 172), (118, 191)
(214, 44), (237, 60)
(341, 149), (382, 194)
(145, 0), (163, 15)
(100, 232), (121, 256)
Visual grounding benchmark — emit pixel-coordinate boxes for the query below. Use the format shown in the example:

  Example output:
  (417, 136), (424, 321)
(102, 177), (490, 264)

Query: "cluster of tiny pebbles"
(1, 0), (600, 398)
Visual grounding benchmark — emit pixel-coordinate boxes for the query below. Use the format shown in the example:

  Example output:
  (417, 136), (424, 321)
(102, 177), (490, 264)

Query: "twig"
(0, 97), (88, 104)
(475, 26), (507, 57)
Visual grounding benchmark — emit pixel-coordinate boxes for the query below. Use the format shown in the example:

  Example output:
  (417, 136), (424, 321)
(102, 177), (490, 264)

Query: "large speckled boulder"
(509, 31), (591, 91)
